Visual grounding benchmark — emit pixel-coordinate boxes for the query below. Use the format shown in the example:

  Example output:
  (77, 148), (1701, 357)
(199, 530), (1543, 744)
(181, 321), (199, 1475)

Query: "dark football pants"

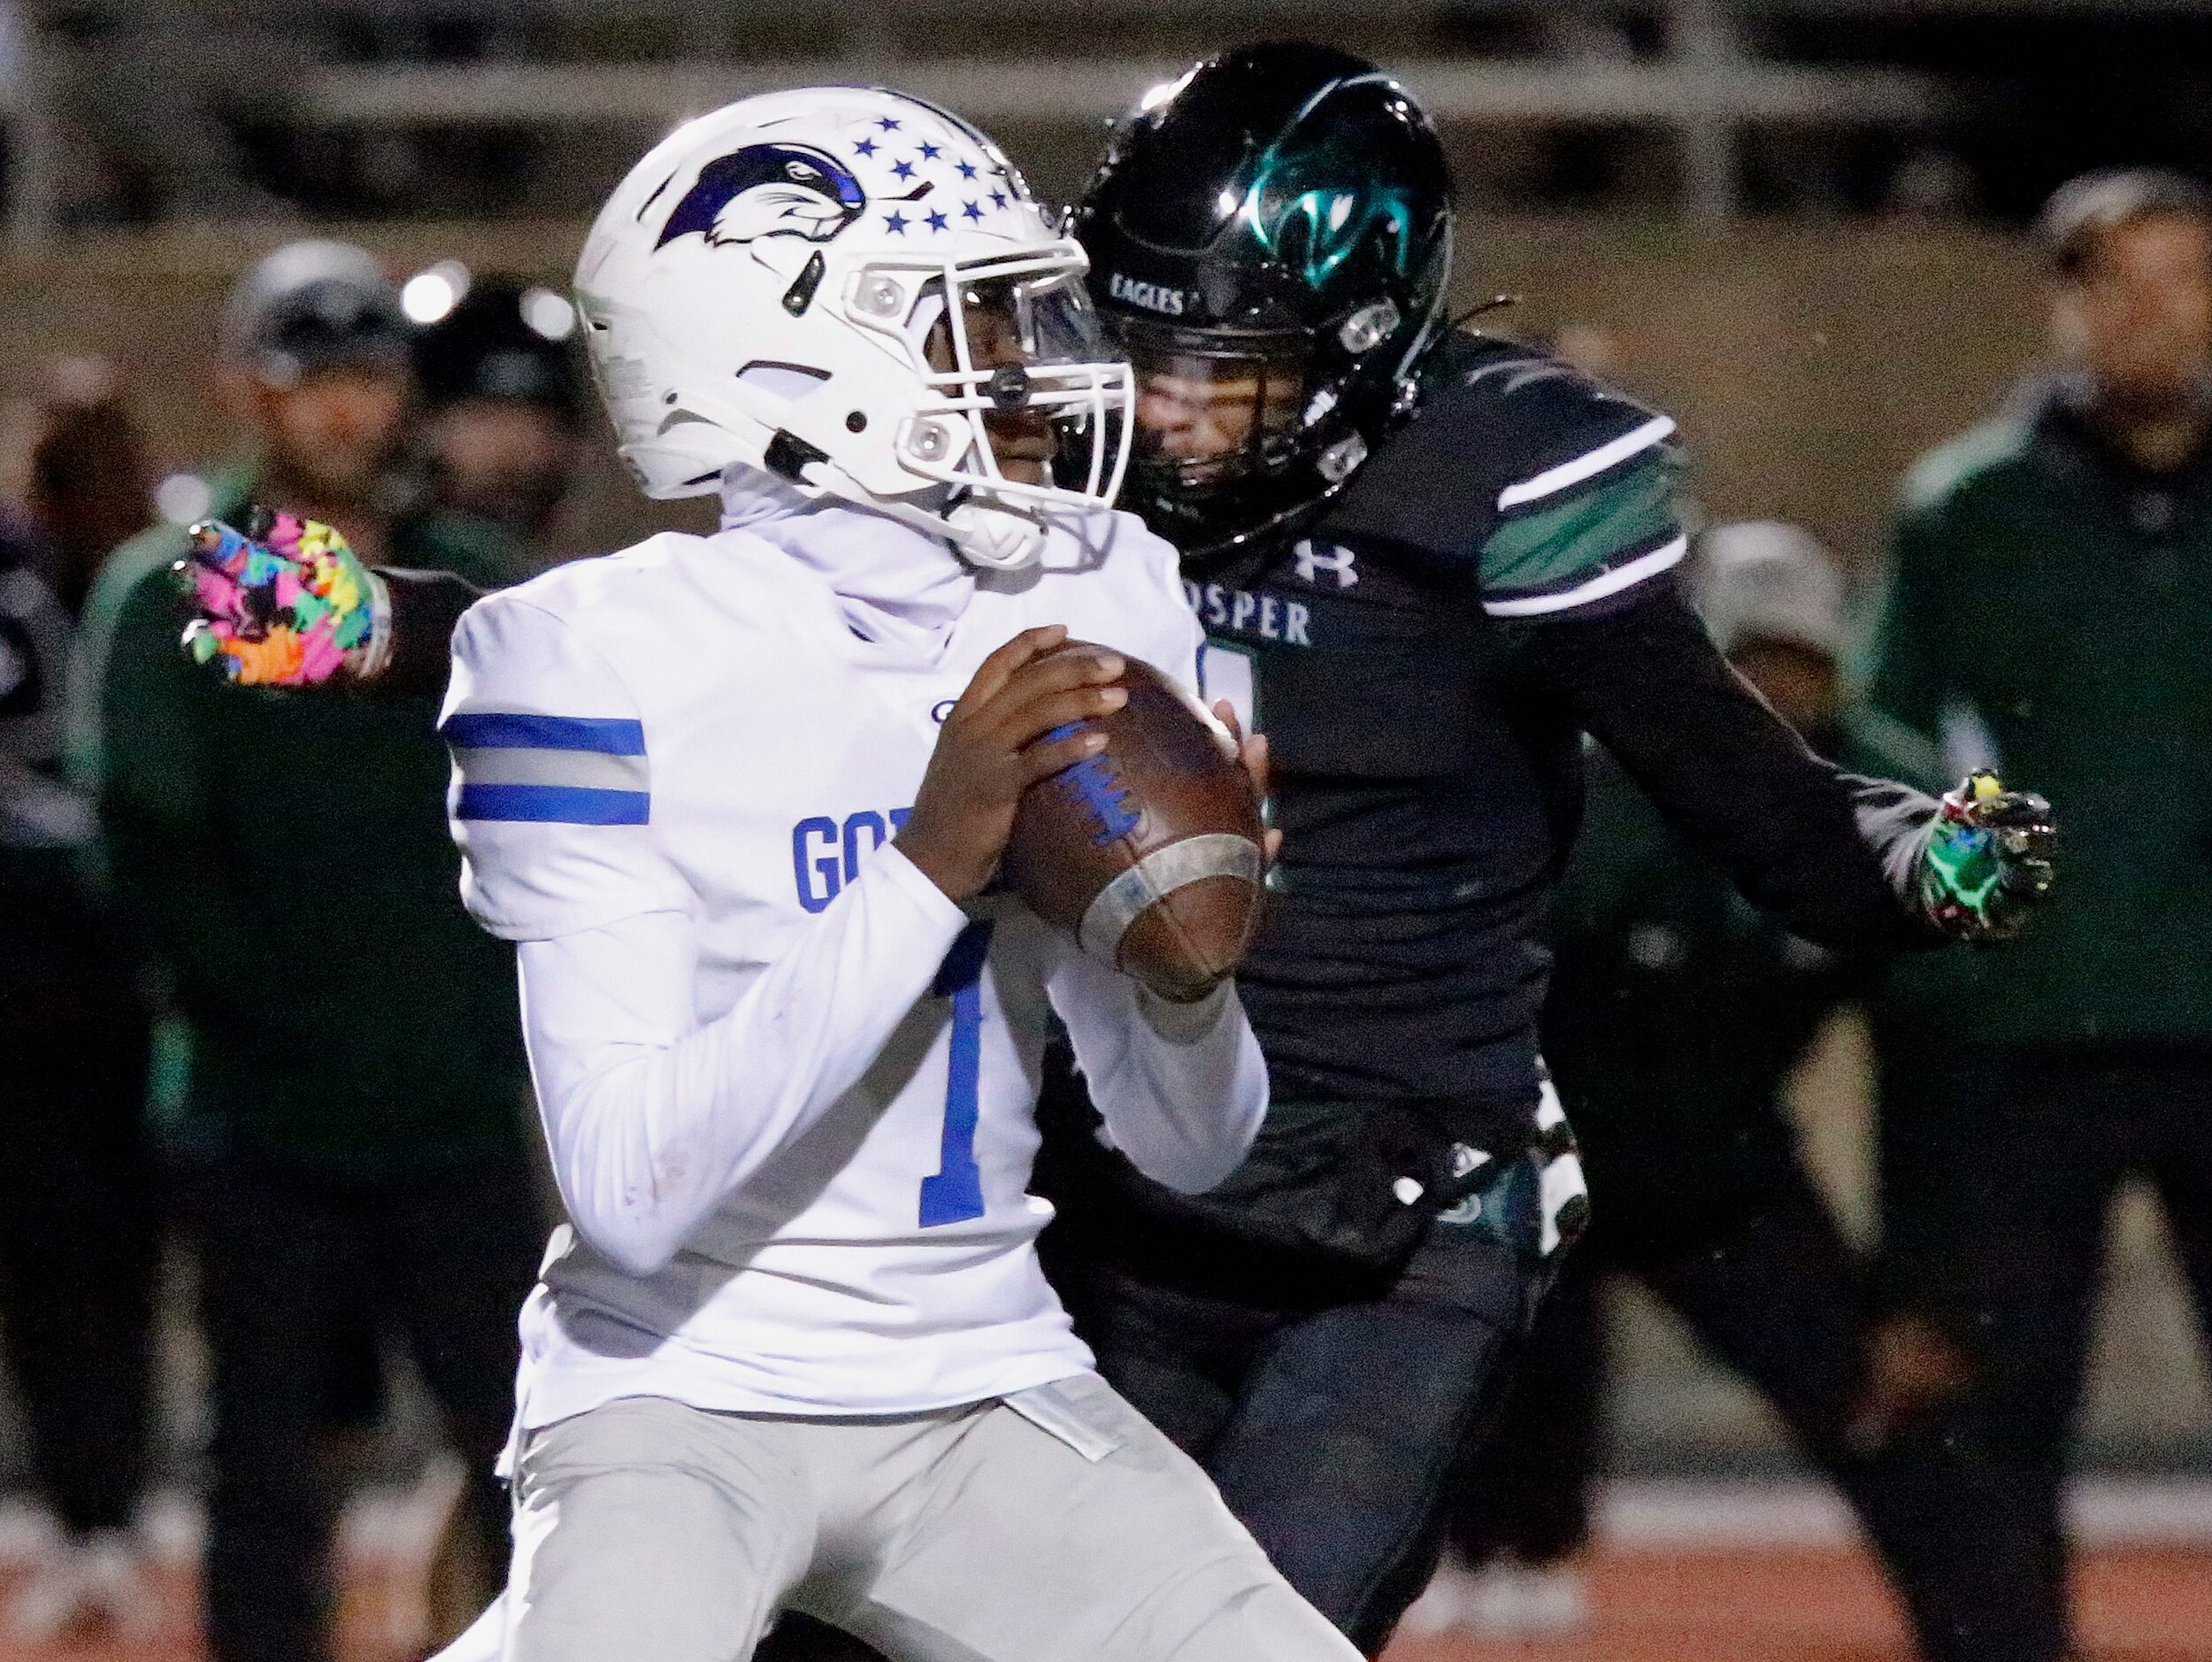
(0, 978), (157, 1540)
(750, 1204), (1543, 1662)
(1044, 1206), (1545, 1658)
(1877, 1044), (2212, 1662)
(176, 1152), (543, 1662)
(1456, 1093), (2083, 1662)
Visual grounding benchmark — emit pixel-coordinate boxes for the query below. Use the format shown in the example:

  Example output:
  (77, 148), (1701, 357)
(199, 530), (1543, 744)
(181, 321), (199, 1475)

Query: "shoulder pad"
(1318, 332), (1676, 564)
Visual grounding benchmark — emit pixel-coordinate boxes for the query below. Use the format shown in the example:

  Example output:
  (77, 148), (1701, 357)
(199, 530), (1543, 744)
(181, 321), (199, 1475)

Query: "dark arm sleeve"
(375, 567), (486, 699)
(1511, 586), (1942, 955)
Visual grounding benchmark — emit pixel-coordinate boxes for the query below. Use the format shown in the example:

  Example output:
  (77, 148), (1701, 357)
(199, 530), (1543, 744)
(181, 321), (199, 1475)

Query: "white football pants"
(434, 1373), (1359, 1662)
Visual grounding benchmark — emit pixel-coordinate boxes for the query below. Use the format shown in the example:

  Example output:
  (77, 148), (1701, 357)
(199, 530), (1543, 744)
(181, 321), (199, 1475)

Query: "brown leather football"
(1002, 642), (1265, 999)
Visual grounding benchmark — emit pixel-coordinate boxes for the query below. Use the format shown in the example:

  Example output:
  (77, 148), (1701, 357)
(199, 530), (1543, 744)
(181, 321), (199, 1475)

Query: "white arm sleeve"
(518, 843), (968, 1275)
(1045, 945), (1267, 1195)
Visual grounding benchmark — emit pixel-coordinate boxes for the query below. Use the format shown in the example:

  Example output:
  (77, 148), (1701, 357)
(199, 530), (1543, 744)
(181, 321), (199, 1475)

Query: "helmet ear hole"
(736, 361), (831, 402)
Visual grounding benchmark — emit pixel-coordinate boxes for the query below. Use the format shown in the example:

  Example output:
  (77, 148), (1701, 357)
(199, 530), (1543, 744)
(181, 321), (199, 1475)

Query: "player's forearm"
(1525, 589), (1938, 954)
(521, 846), (969, 1274)
(1050, 954), (1268, 1194)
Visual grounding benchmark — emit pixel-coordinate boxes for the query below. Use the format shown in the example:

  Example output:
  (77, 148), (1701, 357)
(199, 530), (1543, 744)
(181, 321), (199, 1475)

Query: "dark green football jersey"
(1183, 331), (1687, 1109)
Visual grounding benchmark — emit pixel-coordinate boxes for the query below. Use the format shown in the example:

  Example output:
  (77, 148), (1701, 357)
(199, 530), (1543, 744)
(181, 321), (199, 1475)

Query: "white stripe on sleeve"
(1495, 415), (1678, 512)
(1482, 533), (1688, 619)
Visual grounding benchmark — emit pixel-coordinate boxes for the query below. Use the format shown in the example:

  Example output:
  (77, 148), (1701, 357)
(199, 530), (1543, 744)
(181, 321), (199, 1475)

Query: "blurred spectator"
(1413, 525), (2024, 1662)
(71, 239), (541, 1662)
(23, 358), (156, 612)
(1865, 166), (2212, 1662)
(403, 266), (590, 549)
(0, 365), (159, 1640)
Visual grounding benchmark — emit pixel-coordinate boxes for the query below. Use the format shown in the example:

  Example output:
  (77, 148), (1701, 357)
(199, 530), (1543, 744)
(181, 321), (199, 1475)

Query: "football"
(1002, 642), (1267, 999)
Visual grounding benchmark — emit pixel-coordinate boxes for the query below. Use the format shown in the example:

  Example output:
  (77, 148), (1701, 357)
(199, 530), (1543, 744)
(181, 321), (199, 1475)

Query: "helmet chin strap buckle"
(1316, 432), (1368, 484)
(947, 499), (1048, 570)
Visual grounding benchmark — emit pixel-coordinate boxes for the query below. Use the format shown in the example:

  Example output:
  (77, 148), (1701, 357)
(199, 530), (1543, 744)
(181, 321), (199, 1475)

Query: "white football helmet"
(575, 87), (1134, 569)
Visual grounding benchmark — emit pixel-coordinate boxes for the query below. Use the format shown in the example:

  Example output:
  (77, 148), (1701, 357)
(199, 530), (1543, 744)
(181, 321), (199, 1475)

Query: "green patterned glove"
(1916, 772), (2056, 942)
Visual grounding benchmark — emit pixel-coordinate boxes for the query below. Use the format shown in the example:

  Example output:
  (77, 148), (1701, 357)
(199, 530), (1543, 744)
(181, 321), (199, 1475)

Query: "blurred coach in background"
(1867, 166), (2212, 1662)
(73, 241), (542, 1662)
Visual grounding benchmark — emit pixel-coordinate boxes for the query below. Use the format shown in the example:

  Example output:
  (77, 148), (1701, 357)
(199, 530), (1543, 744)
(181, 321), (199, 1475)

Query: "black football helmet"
(1073, 42), (1453, 555)
(411, 273), (589, 428)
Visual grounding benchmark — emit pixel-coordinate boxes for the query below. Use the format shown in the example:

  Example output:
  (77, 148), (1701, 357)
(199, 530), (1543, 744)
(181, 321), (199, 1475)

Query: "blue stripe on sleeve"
(439, 712), (647, 755)
(456, 784), (650, 825)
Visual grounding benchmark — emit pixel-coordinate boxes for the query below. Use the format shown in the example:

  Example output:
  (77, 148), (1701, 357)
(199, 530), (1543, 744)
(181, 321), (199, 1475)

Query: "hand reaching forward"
(175, 506), (388, 688)
(1916, 772), (2057, 941)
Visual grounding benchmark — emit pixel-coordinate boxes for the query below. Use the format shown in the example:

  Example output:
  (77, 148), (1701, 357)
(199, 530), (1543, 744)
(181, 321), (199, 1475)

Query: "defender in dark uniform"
(166, 45), (2055, 1660)
(1036, 44), (2052, 1658)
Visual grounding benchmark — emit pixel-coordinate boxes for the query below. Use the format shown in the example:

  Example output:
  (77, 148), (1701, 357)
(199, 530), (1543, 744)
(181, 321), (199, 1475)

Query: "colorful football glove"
(175, 506), (390, 688)
(1914, 771), (2056, 942)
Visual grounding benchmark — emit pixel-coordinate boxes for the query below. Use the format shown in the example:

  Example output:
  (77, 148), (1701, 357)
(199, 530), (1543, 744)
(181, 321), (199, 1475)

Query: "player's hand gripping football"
(896, 626), (1129, 904)
(1914, 771), (2056, 941)
(174, 506), (391, 688)
(1210, 700), (1282, 871)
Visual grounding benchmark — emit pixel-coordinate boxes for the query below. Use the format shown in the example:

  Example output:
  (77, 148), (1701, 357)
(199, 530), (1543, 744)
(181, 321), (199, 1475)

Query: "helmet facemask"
(842, 242), (1133, 566)
(1121, 320), (1311, 496)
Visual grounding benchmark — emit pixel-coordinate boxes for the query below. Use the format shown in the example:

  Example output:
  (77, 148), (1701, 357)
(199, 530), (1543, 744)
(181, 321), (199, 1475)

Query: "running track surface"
(1, 1544), (2208, 1662)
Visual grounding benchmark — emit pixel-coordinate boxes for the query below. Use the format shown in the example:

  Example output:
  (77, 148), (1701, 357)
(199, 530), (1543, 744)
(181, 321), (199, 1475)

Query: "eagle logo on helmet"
(655, 143), (867, 250)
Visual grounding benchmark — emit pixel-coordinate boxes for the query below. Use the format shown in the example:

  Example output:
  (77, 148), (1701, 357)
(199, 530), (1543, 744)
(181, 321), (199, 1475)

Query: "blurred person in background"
(72, 239), (542, 1662)
(0, 362), (160, 1640)
(405, 267), (590, 550)
(20, 358), (157, 611)
(1866, 166), (2212, 1662)
(1413, 524), (2023, 1662)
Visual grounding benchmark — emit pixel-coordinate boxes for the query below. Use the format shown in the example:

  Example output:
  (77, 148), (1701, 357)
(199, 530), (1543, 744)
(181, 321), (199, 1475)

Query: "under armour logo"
(1292, 540), (1358, 589)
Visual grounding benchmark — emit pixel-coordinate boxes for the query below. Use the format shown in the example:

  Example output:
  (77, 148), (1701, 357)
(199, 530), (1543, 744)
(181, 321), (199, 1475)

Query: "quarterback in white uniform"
(433, 88), (1360, 1662)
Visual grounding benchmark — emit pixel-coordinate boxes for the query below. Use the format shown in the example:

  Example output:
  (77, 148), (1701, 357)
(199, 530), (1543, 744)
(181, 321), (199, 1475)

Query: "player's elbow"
(545, 1071), (705, 1277)
(1135, 1136), (1250, 1196)
(565, 1203), (687, 1277)
(1117, 1098), (1264, 1195)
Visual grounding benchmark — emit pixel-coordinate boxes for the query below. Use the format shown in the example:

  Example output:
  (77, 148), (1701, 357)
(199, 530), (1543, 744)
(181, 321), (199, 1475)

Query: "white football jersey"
(441, 499), (1256, 1427)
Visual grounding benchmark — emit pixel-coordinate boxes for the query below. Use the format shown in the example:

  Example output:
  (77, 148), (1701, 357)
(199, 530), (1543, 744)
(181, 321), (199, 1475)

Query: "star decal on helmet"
(882, 210), (910, 235)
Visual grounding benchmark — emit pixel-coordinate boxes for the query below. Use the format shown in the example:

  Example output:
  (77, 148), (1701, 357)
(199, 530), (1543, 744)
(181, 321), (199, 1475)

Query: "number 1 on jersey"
(919, 919), (994, 1227)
